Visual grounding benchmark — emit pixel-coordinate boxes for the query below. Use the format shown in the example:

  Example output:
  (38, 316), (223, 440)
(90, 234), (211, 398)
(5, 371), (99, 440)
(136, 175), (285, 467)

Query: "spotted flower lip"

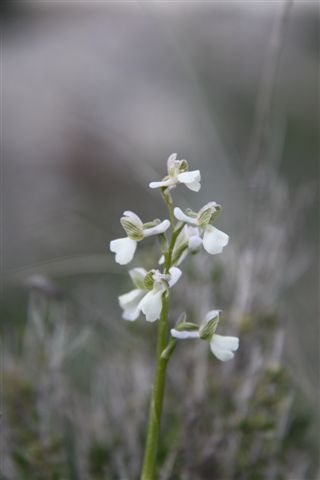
(149, 153), (201, 192)
(173, 203), (228, 256)
(171, 310), (239, 362)
(110, 211), (170, 265)
(119, 267), (182, 323)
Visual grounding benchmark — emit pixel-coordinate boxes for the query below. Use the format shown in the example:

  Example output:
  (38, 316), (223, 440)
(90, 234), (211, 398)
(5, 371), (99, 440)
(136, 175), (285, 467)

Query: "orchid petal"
(167, 153), (177, 173)
(188, 235), (203, 251)
(184, 180), (201, 192)
(210, 346), (235, 361)
(118, 288), (145, 321)
(210, 334), (239, 361)
(197, 202), (218, 226)
(110, 237), (137, 265)
(177, 170), (201, 185)
(168, 267), (182, 287)
(171, 329), (200, 339)
(211, 334), (239, 351)
(199, 310), (220, 339)
(197, 202), (218, 216)
(202, 225), (229, 255)
(203, 310), (220, 326)
(129, 268), (147, 289)
(119, 289), (142, 309)
(138, 288), (164, 322)
(122, 211), (143, 227)
(174, 207), (198, 225)
(149, 179), (174, 189)
(143, 219), (170, 237)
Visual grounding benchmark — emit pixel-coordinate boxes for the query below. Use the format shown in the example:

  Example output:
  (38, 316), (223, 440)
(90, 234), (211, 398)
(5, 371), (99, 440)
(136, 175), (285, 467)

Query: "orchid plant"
(110, 154), (239, 479)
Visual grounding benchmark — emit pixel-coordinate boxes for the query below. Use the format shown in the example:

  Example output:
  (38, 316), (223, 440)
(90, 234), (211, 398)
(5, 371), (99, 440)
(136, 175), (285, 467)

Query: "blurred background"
(1, 1), (319, 479)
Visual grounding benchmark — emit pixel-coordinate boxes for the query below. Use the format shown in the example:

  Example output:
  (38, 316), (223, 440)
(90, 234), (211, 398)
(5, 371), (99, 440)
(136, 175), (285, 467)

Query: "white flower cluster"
(110, 153), (239, 361)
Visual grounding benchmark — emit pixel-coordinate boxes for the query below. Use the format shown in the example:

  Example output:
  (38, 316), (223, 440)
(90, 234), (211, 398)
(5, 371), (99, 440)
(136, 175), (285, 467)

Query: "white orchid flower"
(174, 202), (229, 255)
(171, 310), (239, 362)
(110, 211), (170, 265)
(149, 153), (201, 192)
(119, 267), (182, 323)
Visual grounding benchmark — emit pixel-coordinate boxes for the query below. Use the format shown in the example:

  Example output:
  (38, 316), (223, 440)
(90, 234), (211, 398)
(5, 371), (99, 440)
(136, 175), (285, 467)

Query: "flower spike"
(110, 152), (237, 477)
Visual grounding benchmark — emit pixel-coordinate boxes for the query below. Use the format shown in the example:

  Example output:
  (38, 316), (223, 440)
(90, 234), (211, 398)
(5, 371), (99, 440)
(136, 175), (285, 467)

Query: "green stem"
(141, 189), (180, 479)
(140, 294), (170, 480)
(161, 189), (175, 231)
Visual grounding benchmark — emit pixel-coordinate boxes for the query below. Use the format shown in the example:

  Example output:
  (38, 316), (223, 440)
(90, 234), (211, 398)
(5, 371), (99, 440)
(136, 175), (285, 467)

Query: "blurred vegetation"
(2, 1), (319, 479)
(1, 267), (319, 480)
